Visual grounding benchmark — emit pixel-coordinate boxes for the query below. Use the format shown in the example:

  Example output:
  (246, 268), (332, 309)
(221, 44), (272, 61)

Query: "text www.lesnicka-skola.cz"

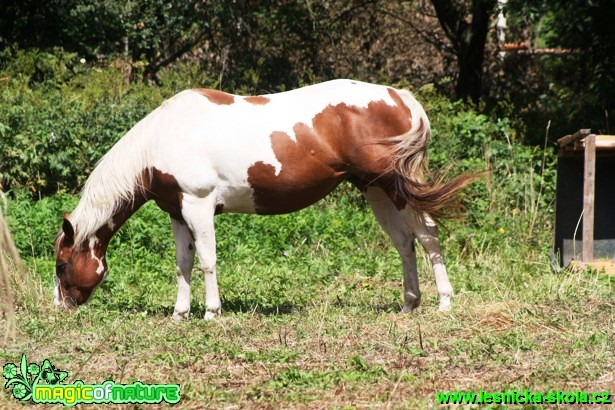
(437, 389), (612, 405)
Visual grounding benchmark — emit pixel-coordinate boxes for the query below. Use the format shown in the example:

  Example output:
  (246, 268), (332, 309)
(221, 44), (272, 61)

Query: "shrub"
(0, 49), (191, 196)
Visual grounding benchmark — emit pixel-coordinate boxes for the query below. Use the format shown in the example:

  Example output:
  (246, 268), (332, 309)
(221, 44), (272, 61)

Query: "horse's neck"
(93, 195), (148, 250)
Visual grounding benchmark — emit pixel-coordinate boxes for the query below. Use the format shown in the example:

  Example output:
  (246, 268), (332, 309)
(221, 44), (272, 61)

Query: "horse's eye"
(56, 263), (67, 276)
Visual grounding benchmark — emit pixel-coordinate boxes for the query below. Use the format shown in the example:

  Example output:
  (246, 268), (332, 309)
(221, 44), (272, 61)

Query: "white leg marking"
(181, 193), (221, 320)
(406, 212), (453, 311)
(363, 187), (421, 312)
(171, 218), (195, 321)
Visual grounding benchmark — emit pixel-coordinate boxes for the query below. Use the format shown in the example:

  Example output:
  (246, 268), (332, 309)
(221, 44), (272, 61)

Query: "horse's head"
(54, 217), (107, 308)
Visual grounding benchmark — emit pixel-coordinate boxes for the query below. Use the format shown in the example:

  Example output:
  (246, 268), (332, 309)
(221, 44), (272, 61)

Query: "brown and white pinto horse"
(55, 79), (472, 319)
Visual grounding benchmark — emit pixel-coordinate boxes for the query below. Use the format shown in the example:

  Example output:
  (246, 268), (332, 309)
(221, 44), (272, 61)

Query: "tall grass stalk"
(528, 120), (552, 236)
(0, 192), (48, 345)
(0, 192), (20, 343)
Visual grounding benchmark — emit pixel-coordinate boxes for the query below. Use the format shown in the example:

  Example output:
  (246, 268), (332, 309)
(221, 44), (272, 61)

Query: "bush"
(0, 49), (195, 196)
(415, 85), (556, 233)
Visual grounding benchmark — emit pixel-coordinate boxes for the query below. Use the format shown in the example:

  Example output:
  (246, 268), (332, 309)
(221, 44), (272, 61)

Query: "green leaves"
(0, 52), (162, 196)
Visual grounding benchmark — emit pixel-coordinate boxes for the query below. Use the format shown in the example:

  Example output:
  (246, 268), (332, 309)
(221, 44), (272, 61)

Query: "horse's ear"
(62, 213), (75, 242)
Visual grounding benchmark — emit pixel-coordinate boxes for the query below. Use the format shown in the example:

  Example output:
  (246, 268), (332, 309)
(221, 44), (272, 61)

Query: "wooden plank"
(593, 135), (615, 149)
(559, 134), (615, 152)
(583, 134), (596, 261)
(557, 128), (591, 147)
(569, 260), (615, 275)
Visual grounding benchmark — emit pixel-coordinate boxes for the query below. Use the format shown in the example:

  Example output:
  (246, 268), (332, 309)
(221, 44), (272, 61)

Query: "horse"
(54, 79), (473, 320)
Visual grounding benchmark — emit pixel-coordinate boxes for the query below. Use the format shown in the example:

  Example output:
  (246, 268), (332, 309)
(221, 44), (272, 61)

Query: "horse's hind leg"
(171, 218), (195, 320)
(180, 193), (221, 320)
(363, 187), (421, 312)
(404, 210), (453, 311)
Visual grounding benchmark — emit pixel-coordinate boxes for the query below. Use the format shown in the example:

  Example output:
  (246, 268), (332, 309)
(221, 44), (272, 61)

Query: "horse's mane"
(68, 103), (165, 246)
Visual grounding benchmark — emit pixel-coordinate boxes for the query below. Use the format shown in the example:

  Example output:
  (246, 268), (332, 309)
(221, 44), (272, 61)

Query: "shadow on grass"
(98, 299), (297, 317)
(90, 293), (405, 318)
(211, 299), (295, 316)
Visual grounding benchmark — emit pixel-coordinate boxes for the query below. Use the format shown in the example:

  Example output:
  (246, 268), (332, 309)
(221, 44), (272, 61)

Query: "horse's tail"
(386, 91), (477, 219)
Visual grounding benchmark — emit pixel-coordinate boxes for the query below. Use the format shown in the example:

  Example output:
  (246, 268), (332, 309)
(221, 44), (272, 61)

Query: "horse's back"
(145, 80), (419, 214)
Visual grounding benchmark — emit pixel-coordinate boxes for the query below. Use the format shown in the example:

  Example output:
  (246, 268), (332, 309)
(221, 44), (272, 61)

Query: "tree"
(488, 0), (615, 140)
(430, 0), (498, 102)
(0, 0), (213, 83)
(541, 0), (615, 133)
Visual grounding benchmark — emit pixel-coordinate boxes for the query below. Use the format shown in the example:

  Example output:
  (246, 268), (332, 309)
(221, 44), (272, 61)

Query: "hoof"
(402, 295), (421, 313)
(438, 295), (452, 311)
(401, 304), (421, 313)
(204, 309), (220, 320)
(172, 310), (189, 322)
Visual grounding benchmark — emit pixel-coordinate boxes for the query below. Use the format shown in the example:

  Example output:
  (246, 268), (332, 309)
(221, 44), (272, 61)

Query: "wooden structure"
(555, 129), (615, 272)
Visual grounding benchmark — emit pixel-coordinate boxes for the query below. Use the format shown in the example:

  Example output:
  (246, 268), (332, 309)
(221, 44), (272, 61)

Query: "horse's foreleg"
(405, 211), (453, 311)
(171, 218), (195, 321)
(363, 187), (421, 312)
(181, 194), (221, 320)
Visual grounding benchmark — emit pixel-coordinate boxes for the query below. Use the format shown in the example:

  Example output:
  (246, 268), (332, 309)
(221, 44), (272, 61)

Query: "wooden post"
(583, 134), (596, 261)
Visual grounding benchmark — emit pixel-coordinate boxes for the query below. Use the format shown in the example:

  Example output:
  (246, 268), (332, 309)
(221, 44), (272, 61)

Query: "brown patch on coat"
(145, 168), (184, 221)
(244, 96), (270, 105)
(193, 88), (235, 105)
(55, 225), (107, 306)
(247, 129), (346, 214)
(247, 93), (413, 214)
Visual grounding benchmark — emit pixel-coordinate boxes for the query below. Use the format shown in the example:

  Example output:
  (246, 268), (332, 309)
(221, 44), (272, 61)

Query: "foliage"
(429, 0), (497, 101)
(0, 50), (172, 195)
(0, 0), (213, 82)
(540, 0), (614, 134)
(1, 0), (612, 142)
(412, 84), (557, 245)
(489, 0), (615, 142)
(0, 48), (557, 206)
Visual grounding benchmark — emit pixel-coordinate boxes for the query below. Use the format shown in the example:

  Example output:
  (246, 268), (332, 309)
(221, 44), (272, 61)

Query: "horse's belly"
(244, 161), (346, 215)
(215, 184), (257, 214)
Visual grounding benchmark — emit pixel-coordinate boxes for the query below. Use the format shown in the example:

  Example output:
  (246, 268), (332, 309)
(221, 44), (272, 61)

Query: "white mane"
(68, 104), (164, 245)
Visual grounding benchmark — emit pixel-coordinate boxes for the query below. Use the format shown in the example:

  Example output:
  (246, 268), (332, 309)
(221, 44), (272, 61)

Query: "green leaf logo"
(2, 363), (17, 379)
(27, 363), (40, 376)
(3, 355), (68, 402)
(12, 383), (27, 399)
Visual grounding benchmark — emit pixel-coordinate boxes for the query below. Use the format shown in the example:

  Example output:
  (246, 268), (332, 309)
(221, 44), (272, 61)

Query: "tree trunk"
(431, 0), (497, 102)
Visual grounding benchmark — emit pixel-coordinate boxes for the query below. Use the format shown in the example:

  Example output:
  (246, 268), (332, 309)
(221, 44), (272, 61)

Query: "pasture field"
(0, 72), (612, 407)
(1, 179), (613, 408)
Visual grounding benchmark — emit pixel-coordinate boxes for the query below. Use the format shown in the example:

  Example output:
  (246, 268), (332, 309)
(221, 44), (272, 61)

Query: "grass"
(1, 179), (613, 409)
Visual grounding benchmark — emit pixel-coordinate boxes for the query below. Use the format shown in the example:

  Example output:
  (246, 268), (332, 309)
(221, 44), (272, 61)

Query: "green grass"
(1, 180), (613, 408)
